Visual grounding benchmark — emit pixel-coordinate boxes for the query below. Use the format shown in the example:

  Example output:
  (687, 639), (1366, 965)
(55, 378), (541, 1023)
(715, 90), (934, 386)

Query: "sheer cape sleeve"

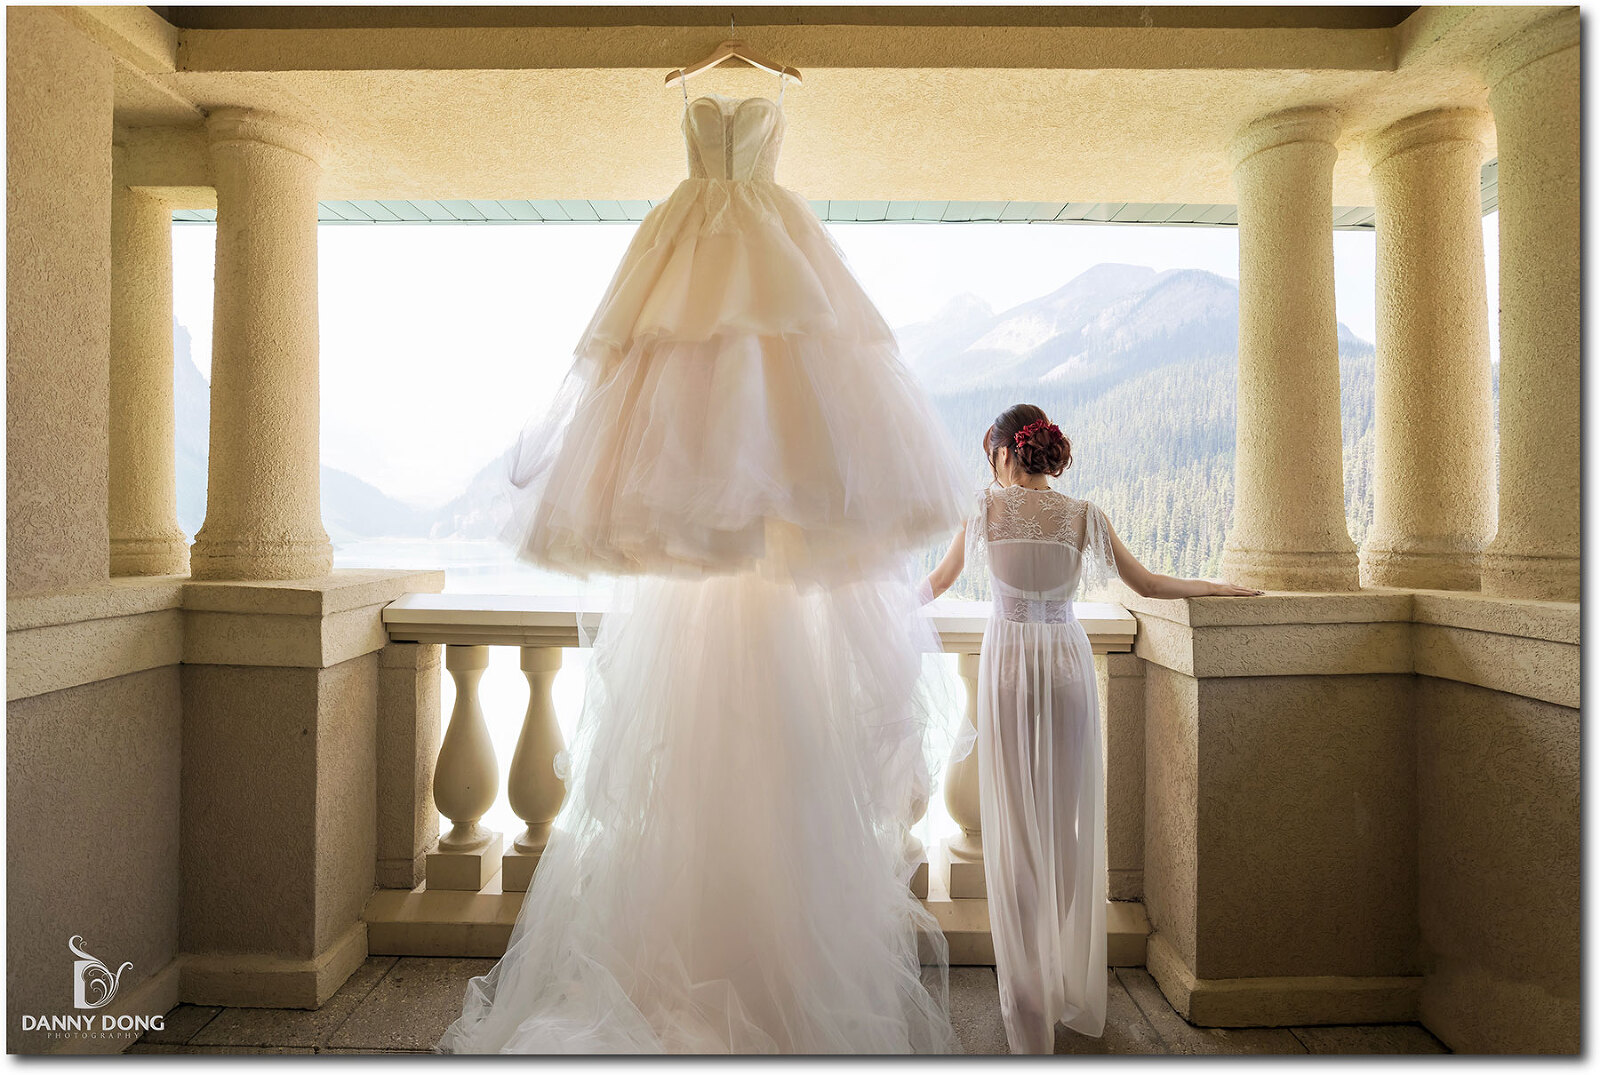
(1077, 499), (1122, 603)
(963, 487), (991, 590)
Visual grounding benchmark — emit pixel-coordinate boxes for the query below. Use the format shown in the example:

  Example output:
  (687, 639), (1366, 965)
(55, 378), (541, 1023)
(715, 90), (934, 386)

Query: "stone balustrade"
(372, 592), (1142, 964)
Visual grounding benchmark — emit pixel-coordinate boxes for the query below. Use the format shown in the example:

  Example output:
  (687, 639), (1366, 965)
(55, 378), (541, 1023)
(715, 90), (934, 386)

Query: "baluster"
(904, 747), (932, 899)
(426, 644), (503, 890)
(502, 646), (568, 892)
(939, 651), (986, 898)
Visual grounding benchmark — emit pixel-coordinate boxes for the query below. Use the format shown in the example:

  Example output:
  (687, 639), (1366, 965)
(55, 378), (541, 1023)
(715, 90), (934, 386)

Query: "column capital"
(1482, 8), (1580, 89)
(1363, 107), (1493, 171)
(204, 105), (330, 167)
(1227, 105), (1342, 172)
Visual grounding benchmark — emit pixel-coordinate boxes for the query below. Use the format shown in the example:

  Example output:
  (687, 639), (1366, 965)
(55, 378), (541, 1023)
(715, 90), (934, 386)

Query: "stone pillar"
(1359, 109), (1496, 591)
(110, 142), (190, 576)
(190, 107), (332, 580)
(1478, 11), (1580, 602)
(6, 5), (114, 595)
(1220, 106), (1359, 592)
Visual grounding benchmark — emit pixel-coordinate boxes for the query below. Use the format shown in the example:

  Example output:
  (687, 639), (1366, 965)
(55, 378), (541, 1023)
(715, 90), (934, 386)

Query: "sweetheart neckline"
(685, 93), (783, 114)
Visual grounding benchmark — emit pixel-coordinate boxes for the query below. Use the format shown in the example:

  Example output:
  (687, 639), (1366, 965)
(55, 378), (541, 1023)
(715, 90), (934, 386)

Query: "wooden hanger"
(665, 14), (803, 87)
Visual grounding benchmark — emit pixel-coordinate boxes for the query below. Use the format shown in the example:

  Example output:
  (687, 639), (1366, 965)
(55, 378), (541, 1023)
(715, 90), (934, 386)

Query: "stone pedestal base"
(1218, 545), (1359, 593)
(908, 850), (929, 900)
(1480, 550), (1579, 603)
(427, 832), (504, 892)
(1359, 545), (1483, 591)
(110, 535), (190, 577)
(939, 837), (987, 899)
(499, 843), (545, 893)
(179, 569), (444, 1009)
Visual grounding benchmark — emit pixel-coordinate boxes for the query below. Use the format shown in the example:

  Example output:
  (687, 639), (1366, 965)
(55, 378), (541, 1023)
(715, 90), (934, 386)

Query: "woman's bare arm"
(922, 522), (967, 601)
(1105, 519), (1262, 598)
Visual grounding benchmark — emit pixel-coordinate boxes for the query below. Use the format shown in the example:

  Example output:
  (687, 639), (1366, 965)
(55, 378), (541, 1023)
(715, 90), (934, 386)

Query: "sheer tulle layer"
(434, 572), (956, 1054)
(502, 331), (969, 581)
(575, 178), (897, 361)
(499, 177), (967, 580)
(976, 618), (1108, 1053)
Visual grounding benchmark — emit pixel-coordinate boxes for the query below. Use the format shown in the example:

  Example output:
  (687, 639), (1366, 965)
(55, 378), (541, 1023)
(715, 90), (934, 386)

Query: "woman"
(922, 403), (1259, 1054)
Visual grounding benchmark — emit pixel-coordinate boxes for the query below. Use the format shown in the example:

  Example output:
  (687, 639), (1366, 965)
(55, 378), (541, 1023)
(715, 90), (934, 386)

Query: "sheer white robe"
(965, 484), (1119, 1053)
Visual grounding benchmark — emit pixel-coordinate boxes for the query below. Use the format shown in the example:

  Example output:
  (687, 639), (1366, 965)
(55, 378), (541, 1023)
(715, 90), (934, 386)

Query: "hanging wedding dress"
(434, 87), (971, 1053)
(964, 483), (1120, 1053)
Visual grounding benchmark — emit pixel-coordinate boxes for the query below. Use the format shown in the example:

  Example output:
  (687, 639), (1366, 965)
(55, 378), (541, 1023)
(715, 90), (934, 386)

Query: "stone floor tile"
(125, 1044), (315, 1054)
(1052, 972), (1167, 1054)
(186, 955), (398, 1048)
(1115, 968), (1309, 1055)
(135, 1003), (222, 1045)
(326, 957), (497, 1052)
(948, 966), (1009, 1055)
(1292, 1023), (1450, 1054)
(318, 1046), (435, 1054)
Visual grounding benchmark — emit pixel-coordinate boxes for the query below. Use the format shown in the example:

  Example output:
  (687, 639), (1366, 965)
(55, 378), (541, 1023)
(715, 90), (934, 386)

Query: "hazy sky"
(172, 215), (1500, 510)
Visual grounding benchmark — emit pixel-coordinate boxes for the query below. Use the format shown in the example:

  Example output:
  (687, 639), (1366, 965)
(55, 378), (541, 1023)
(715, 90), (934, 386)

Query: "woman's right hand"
(1207, 580), (1264, 597)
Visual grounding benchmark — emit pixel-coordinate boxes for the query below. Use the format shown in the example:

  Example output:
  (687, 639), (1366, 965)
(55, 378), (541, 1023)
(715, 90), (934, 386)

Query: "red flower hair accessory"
(1014, 419), (1062, 450)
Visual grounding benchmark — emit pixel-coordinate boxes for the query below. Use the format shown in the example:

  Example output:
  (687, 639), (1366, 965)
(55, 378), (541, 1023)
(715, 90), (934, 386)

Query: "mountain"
(895, 293), (996, 375)
(908, 263), (1385, 591)
(906, 263), (1238, 392)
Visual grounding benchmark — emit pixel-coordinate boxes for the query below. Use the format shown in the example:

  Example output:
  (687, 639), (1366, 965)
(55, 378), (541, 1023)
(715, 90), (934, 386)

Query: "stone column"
(190, 107), (332, 580)
(6, 5), (115, 595)
(110, 142), (190, 576)
(1220, 107), (1359, 592)
(1359, 109), (1496, 591)
(1478, 11), (1580, 602)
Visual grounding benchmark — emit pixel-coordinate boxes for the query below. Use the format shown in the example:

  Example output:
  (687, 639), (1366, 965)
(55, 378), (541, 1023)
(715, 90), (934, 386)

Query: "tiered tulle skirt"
(498, 177), (970, 581)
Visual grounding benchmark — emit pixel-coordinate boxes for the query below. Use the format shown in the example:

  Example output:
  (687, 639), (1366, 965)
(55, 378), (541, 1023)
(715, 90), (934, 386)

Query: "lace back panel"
(965, 486), (1120, 622)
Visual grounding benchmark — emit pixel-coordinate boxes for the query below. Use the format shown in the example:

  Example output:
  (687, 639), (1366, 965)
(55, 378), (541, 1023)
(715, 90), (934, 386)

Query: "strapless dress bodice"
(683, 94), (784, 182)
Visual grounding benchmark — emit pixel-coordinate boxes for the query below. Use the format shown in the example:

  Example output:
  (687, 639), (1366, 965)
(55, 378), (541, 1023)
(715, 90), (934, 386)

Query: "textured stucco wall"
(1416, 678), (1579, 1054)
(1104, 653), (1147, 900)
(1196, 674), (1418, 980)
(1142, 664), (1199, 971)
(5, 6), (114, 594)
(181, 656), (376, 961)
(6, 667), (182, 1054)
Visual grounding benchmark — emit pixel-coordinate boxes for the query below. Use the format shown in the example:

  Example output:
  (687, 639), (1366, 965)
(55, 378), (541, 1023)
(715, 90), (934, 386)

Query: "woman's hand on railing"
(1204, 580), (1265, 597)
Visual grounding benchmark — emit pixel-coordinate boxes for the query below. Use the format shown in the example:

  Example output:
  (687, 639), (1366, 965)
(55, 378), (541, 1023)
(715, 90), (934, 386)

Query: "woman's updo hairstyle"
(984, 403), (1073, 477)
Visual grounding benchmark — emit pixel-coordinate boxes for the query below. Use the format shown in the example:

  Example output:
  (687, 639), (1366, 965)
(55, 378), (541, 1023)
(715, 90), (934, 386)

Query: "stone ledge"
(1127, 587), (1579, 700)
(7, 606), (183, 700)
(1410, 590), (1579, 644)
(6, 575), (185, 631)
(362, 876), (1151, 970)
(183, 568), (446, 617)
(6, 570), (449, 698)
(1146, 932), (1421, 1028)
(1120, 588), (1415, 629)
